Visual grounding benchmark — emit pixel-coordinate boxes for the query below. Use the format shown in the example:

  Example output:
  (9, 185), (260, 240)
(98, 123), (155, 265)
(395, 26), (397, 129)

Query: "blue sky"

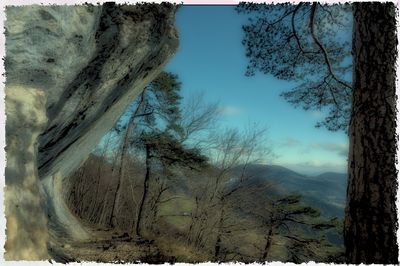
(166, 6), (349, 176)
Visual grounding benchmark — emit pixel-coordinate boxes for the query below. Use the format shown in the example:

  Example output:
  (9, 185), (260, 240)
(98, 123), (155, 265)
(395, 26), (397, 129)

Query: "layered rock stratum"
(4, 3), (178, 260)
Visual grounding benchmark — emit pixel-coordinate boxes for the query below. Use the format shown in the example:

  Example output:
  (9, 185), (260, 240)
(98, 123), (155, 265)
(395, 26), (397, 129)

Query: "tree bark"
(345, 2), (398, 264)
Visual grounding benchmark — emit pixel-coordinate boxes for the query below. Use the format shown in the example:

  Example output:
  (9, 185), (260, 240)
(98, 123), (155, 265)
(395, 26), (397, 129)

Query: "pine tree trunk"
(345, 2), (398, 264)
(135, 144), (151, 237)
(109, 92), (146, 228)
(108, 114), (134, 227)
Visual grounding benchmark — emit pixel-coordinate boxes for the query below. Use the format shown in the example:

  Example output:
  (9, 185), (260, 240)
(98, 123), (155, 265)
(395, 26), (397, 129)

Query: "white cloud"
(218, 105), (244, 116)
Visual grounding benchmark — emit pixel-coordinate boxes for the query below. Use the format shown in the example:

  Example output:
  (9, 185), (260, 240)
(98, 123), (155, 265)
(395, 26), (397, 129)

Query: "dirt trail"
(41, 170), (174, 263)
(49, 225), (175, 263)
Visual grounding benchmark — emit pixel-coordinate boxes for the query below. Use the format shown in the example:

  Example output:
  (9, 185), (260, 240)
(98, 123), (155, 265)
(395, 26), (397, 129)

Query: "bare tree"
(178, 92), (220, 144)
(185, 124), (272, 260)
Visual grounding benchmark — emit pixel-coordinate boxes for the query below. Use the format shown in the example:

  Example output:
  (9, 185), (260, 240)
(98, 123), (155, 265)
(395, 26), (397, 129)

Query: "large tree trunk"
(345, 2), (398, 264)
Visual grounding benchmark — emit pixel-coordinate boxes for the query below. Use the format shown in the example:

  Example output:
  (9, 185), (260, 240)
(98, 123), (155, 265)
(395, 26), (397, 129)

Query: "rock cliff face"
(4, 3), (178, 260)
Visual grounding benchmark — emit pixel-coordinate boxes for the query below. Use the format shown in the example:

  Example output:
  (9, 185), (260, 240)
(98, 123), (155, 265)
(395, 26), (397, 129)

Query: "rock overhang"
(4, 3), (179, 260)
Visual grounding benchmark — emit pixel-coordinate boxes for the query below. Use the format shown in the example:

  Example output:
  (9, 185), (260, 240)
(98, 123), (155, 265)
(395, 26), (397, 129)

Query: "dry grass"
(151, 234), (212, 262)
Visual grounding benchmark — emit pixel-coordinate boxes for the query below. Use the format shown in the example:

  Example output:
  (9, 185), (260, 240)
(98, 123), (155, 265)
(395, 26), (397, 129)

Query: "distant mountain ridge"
(237, 164), (347, 218)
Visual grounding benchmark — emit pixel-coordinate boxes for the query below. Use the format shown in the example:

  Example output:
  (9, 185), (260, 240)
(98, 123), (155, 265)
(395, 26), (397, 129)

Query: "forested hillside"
(63, 72), (345, 262)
